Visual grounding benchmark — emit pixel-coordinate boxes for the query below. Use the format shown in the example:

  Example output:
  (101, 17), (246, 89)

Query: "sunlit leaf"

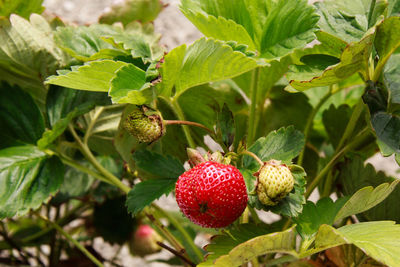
(0, 146), (64, 219)
(46, 60), (128, 92)
(159, 38), (260, 98)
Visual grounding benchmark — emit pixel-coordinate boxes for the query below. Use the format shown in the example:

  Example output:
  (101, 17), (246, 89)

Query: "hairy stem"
(145, 212), (189, 264)
(248, 206), (262, 224)
(58, 154), (113, 185)
(156, 242), (196, 267)
(23, 203), (87, 244)
(68, 124), (130, 194)
(335, 98), (365, 153)
(247, 67), (261, 147)
(240, 150), (264, 167)
(165, 120), (214, 135)
(153, 204), (204, 262)
(171, 99), (196, 148)
(297, 88), (333, 166)
(367, 0), (377, 28)
(305, 128), (371, 198)
(83, 106), (104, 145)
(36, 213), (104, 267)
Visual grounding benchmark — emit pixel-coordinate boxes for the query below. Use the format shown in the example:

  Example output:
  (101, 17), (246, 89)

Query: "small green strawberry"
(129, 224), (163, 257)
(255, 160), (294, 206)
(123, 105), (165, 143)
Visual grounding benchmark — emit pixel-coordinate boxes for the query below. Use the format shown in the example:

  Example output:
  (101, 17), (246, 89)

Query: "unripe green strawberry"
(255, 160), (294, 206)
(123, 105), (165, 143)
(129, 224), (163, 257)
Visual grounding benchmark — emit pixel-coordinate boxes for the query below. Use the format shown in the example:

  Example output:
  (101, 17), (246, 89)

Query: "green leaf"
(288, 32), (374, 90)
(109, 64), (153, 104)
(99, 0), (163, 25)
(287, 54), (341, 82)
(54, 24), (127, 62)
(132, 150), (185, 180)
(198, 223), (275, 267)
(315, 1), (368, 43)
(176, 83), (247, 149)
(178, 84), (246, 129)
(371, 112), (400, 153)
(0, 146), (64, 219)
(156, 98), (189, 162)
(46, 85), (110, 127)
(244, 126), (305, 171)
(322, 104), (352, 148)
(106, 21), (164, 61)
(294, 198), (348, 240)
(202, 226), (297, 267)
(216, 103), (235, 149)
(0, 84), (44, 149)
(51, 162), (95, 204)
(0, 14), (69, 107)
(388, 0), (400, 16)
(234, 55), (293, 103)
(77, 105), (125, 156)
(312, 222), (400, 267)
(338, 156), (400, 222)
(181, 0), (319, 60)
(126, 178), (176, 215)
(180, 7), (257, 51)
(94, 196), (135, 244)
(0, 0), (44, 18)
(180, 0), (259, 44)
(375, 17), (400, 79)
(46, 60), (128, 92)
(37, 110), (82, 149)
(384, 54), (400, 108)
(295, 180), (398, 239)
(159, 38), (260, 98)
(361, 81), (400, 152)
(38, 86), (110, 149)
(258, 0), (319, 59)
(335, 180), (400, 222)
(257, 87), (312, 137)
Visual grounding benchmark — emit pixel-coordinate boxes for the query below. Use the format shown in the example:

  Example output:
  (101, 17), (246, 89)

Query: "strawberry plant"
(0, 0), (400, 266)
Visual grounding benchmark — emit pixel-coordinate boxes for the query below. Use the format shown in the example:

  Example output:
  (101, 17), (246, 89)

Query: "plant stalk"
(297, 88), (333, 166)
(145, 212), (189, 263)
(305, 128), (371, 198)
(153, 204), (204, 262)
(58, 154), (113, 185)
(171, 100), (196, 148)
(240, 150), (264, 167)
(165, 120), (214, 135)
(68, 124), (130, 194)
(335, 99), (365, 153)
(36, 213), (104, 267)
(247, 67), (261, 147)
(248, 206), (262, 225)
(23, 203), (87, 244)
(156, 242), (196, 267)
(83, 106), (104, 145)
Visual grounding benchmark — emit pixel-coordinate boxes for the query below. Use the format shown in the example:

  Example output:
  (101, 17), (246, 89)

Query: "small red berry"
(175, 161), (248, 228)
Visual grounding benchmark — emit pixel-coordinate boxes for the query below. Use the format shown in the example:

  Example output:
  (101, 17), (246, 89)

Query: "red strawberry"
(175, 161), (248, 228)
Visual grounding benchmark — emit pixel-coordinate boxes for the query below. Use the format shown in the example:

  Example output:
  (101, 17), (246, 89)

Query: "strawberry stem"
(240, 150), (264, 166)
(156, 242), (196, 267)
(171, 99), (196, 148)
(165, 120), (214, 135)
